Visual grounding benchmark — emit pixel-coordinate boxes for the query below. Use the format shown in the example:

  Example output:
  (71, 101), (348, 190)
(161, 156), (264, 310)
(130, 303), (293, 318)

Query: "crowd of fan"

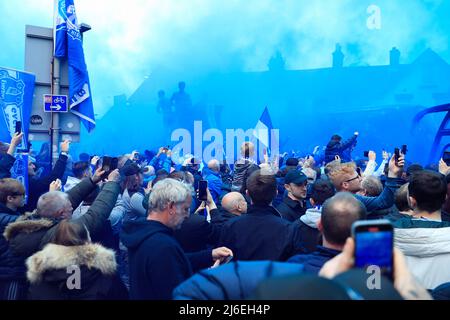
(1, 131), (449, 300)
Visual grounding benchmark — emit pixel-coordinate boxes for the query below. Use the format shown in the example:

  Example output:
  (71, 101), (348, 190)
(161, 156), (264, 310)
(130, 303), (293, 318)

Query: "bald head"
(221, 192), (247, 216)
(321, 192), (366, 246)
(208, 159), (220, 172)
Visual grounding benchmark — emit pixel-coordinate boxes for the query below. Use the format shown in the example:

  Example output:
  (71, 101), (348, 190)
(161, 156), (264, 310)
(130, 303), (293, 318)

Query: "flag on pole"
(253, 106), (274, 149)
(54, 0), (95, 132)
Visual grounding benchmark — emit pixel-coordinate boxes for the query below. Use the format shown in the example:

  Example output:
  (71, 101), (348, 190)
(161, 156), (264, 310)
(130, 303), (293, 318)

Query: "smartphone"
(394, 148), (400, 164)
(101, 156), (112, 178)
(110, 157), (119, 171)
(401, 145), (408, 155)
(198, 180), (208, 201)
(15, 121), (22, 134)
(364, 151), (369, 158)
(352, 220), (394, 281)
(443, 151), (450, 166)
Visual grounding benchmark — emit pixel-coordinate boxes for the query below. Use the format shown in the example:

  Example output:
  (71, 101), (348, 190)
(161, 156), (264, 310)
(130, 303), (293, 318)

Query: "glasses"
(344, 175), (361, 183)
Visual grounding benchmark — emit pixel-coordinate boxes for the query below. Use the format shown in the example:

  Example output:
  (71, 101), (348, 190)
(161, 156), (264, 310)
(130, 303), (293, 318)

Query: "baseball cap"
(285, 170), (308, 185)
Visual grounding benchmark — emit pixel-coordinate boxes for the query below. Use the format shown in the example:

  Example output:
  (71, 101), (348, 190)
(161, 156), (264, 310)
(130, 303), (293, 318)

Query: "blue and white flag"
(253, 106), (274, 149)
(54, 0), (95, 132)
(0, 66), (35, 150)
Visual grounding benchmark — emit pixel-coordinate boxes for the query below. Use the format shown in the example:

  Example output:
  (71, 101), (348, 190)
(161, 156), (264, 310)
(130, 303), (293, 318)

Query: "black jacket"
(287, 246), (341, 274)
(276, 196), (307, 222)
(121, 219), (213, 300)
(0, 153), (16, 179)
(218, 205), (306, 261)
(26, 243), (128, 300)
(4, 179), (120, 259)
(174, 209), (222, 253)
(0, 203), (25, 281)
(292, 219), (321, 253)
(23, 153), (68, 212)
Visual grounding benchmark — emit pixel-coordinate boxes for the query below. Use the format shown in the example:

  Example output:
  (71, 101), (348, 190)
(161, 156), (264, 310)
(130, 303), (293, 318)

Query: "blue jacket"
(0, 203), (26, 281)
(287, 246), (341, 274)
(173, 260), (304, 300)
(354, 177), (403, 214)
(150, 154), (171, 172)
(202, 168), (222, 204)
(121, 218), (213, 300)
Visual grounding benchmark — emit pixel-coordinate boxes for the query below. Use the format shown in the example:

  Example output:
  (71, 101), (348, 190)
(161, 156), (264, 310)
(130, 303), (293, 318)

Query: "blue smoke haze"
(1, 0), (449, 164)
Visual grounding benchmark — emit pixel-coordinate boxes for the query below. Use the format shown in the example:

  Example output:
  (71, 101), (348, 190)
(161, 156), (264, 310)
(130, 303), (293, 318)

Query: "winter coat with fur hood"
(26, 243), (128, 300)
(3, 178), (120, 260)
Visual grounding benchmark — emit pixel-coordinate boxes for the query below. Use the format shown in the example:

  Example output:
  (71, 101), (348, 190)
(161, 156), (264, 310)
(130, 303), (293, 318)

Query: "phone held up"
(198, 180), (208, 201)
(352, 220), (394, 281)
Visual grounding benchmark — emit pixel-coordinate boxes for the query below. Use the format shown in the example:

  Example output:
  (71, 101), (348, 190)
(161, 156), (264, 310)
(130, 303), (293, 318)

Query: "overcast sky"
(1, 0), (449, 117)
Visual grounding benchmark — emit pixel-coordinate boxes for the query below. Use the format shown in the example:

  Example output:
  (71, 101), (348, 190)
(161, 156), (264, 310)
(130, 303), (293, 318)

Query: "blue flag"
(0, 66), (35, 150)
(54, 0), (95, 132)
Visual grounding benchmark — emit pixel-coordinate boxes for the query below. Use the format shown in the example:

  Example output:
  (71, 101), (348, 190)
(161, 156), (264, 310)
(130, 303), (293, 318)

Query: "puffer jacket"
(394, 218), (450, 289)
(26, 243), (128, 300)
(173, 260), (304, 300)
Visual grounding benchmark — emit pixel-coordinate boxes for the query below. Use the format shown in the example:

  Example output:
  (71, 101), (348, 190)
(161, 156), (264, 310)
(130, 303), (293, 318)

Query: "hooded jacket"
(293, 207), (322, 253)
(324, 134), (357, 164)
(26, 243), (128, 300)
(394, 218), (450, 289)
(231, 159), (259, 193)
(120, 218), (213, 300)
(202, 167), (222, 204)
(3, 179), (120, 259)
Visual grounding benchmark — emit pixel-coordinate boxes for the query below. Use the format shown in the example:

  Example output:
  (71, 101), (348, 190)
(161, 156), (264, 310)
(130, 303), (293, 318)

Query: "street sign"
(43, 94), (68, 112)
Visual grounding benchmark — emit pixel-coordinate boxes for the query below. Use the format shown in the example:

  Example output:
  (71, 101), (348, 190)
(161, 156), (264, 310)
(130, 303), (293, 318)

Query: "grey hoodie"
(300, 207), (322, 228)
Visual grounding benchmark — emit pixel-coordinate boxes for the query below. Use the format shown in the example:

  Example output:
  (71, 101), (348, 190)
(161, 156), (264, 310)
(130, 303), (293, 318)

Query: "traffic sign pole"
(51, 57), (60, 166)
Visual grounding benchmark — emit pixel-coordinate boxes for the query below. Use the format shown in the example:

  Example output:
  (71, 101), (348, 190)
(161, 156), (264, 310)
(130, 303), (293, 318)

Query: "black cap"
(286, 158), (299, 167)
(284, 170), (308, 185)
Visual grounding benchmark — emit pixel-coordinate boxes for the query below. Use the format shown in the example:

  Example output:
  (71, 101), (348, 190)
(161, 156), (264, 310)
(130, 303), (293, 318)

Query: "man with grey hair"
(4, 168), (121, 260)
(121, 178), (233, 300)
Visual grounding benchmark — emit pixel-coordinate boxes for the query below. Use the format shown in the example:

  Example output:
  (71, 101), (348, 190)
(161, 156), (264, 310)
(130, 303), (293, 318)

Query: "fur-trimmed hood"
(26, 243), (117, 284)
(2, 211), (54, 241)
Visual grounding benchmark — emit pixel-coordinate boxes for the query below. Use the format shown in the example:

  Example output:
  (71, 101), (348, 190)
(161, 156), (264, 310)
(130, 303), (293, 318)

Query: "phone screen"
(443, 152), (450, 166)
(15, 121), (22, 134)
(198, 180), (208, 201)
(354, 225), (393, 280)
(102, 156), (112, 177)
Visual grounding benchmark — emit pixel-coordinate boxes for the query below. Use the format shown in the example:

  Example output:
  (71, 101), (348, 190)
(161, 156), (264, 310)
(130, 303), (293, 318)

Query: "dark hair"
(72, 161), (90, 179)
(310, 179), (336, 205)
(0, 178), (25, 203)
(50, 220), (89, 246)
(321, 192), (366, 245)
(246, 170), (277, 206)
(331, 134), (342, 142)
(395, 183), (410, 212)
(408, 170), (447, 212)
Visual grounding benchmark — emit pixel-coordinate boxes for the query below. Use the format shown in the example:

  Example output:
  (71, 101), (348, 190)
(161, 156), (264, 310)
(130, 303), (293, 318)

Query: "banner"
(0, 66), (35, 150)
(54, 0), (96, 132)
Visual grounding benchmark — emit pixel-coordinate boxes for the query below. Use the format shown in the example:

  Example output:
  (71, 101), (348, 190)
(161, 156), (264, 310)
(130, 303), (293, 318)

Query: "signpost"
(43, 94), (68, 112)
